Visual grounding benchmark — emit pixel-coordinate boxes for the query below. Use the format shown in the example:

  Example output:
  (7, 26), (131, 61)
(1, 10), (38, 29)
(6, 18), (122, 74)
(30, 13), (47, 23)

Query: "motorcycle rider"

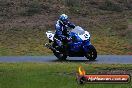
(54, 14), (75, 54)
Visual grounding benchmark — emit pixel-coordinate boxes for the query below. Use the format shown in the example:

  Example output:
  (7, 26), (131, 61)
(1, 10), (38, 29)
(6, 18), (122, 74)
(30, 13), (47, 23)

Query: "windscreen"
(71, 26), (85, 35)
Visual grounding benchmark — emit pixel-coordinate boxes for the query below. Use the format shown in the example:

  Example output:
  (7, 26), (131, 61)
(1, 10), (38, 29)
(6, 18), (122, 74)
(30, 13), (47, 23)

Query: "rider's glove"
(67, 37), (71, 41)
(60, 35), (66, 40)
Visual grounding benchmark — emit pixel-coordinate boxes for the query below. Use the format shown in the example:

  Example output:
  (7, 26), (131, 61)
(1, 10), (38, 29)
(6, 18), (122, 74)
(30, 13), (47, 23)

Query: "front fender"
(83, 40), (91, 52)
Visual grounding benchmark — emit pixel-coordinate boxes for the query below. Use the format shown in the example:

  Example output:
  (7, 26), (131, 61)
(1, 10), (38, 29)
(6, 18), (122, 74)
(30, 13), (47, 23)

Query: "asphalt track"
(0, 55), (132, 64)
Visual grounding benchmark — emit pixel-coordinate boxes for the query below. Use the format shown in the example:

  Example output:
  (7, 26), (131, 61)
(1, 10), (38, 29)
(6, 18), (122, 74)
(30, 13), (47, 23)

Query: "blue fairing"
(69, 32), (83, 42)
(69, 32), (91, 52)
(83, 40), (91, 52)
(69, 42), (82, 52)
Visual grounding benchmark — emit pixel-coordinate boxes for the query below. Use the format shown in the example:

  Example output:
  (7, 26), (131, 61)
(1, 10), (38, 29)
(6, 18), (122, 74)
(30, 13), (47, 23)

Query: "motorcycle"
(45, 26), (97, 61)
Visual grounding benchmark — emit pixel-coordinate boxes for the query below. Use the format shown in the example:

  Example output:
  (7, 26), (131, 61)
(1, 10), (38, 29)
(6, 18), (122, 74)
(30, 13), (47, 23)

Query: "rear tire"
(85, 45), (97, 61)
(52, 42), (67, 60)
(53, 51), (67, 60)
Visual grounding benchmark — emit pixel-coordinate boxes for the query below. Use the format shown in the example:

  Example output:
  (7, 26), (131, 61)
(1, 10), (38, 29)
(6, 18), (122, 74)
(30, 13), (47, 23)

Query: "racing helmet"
(59, 14), (69, 25)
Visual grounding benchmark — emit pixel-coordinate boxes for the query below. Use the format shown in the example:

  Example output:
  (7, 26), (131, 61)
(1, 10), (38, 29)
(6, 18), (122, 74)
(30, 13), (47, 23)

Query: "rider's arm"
(55, 23), (66, 40)
(55, 23), (62, 36)
(68, 22), (75, 29)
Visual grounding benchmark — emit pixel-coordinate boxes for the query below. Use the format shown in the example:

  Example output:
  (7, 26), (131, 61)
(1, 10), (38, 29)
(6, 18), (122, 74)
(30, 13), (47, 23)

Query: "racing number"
(84, 34), (88, 38)
(49, 34), (52, 38)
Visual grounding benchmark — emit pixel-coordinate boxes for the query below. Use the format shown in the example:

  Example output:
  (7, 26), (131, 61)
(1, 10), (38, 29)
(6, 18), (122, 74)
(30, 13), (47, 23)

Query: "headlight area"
(83, 40), (91, 46)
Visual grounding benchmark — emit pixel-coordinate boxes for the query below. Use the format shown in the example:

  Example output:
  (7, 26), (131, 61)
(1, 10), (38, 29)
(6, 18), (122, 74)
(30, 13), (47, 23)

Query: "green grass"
(0, 28), (53, 56)
(128, 19), (132, 23)
(0, 63), (132, 88)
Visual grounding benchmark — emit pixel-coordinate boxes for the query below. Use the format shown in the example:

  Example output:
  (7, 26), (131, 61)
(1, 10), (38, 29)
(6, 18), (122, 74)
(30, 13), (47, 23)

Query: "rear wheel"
(85, 45), (97, 61)
(53, 51), (67, 60)
(52, 42), (67, 60)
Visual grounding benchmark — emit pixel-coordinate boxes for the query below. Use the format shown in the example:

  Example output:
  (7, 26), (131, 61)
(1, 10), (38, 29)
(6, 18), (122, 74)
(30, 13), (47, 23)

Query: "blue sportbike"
(45, 26), (97, 61)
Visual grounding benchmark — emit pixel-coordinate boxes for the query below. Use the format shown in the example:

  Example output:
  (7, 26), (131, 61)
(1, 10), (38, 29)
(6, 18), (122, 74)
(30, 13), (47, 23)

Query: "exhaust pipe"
(45, 43), (59, 53)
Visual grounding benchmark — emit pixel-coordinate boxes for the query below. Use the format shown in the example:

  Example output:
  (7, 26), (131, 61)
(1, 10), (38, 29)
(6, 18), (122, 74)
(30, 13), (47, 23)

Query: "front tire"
(85, 45), (97, 61)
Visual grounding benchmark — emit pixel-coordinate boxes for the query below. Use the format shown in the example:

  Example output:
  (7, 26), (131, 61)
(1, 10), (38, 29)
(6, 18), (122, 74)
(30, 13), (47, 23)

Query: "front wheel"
(85, 45), (97, 61)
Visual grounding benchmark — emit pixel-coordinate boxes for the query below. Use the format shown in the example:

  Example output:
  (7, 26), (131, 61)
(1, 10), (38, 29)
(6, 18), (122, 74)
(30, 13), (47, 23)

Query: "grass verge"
(0, 63), (132, 88)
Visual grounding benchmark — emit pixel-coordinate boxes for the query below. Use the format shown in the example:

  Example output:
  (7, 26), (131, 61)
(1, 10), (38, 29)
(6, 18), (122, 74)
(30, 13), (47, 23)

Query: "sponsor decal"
(76, 66), (131, 84)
